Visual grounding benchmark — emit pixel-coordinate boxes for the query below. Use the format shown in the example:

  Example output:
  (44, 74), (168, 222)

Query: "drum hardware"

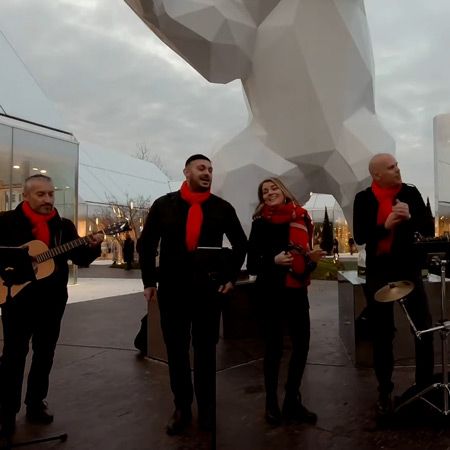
(375, 281), (422, 340)
(375, 240), (450, 415)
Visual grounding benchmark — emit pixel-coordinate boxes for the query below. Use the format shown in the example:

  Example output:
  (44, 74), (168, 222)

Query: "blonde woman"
(248, 178), (324, 426)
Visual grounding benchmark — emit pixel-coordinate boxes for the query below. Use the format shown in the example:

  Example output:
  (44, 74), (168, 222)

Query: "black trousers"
(0, 292), (66, 416)
(157, 282), (222, 415)
(366, 256), (434, 395)
(262, 287), (310, 400)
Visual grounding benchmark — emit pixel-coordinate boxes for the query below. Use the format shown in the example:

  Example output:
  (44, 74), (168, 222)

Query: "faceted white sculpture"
(125, 0), (394, 232)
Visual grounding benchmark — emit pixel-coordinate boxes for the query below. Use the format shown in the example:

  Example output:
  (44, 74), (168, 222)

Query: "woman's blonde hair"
(253, 177), (299, 218)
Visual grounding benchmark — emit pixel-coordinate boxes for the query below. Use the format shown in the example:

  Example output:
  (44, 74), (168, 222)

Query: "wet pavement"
(1, 264), (450, 449)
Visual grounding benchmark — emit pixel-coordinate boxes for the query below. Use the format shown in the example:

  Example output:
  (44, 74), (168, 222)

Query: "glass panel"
(434, 114), (450, 236)
(0, 123), (12, 212)
(11, 128), (78, 220)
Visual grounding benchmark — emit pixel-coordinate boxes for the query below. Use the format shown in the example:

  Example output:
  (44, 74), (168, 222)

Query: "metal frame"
(395, 257), (450, 415)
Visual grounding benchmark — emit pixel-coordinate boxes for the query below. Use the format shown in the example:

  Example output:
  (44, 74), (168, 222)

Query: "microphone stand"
(0, 247), (68, 449)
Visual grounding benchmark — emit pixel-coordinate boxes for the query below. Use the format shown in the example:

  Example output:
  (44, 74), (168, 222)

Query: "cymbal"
(374, 280), (415, 303)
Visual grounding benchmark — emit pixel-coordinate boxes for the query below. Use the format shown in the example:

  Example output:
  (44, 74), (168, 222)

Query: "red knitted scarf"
(261, 202), (313, 288)
(371, 181), (401, 254)
(22, 201), (56, 246)
(180, 181), (211, 252)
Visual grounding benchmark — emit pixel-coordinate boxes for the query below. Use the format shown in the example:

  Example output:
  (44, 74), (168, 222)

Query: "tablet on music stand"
(195, 246), (231, 270)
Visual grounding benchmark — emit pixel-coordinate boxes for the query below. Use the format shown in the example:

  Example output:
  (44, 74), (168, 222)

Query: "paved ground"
(1, 263), (450, 449)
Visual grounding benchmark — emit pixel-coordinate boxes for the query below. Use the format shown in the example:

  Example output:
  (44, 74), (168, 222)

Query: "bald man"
(353, 153), (434, 416)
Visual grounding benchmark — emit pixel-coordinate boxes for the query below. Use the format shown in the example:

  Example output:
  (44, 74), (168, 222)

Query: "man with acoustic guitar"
(0, 174), (103, 437)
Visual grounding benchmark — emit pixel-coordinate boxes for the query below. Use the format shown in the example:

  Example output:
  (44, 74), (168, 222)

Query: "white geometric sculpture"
(125, 0), (394, 232)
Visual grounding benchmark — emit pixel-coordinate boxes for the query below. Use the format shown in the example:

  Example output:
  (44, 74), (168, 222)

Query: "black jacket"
(353, 183), (430, 275)
(0, 203), (100, 300)
(137, 191), (247, 288)
(248, 219), (290, 291)
(248, 218), (316, 291)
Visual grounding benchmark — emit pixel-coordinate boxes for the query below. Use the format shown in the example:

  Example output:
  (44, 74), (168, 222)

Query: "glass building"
(434, 113), (450, 236)
(0, 115), (78, 217)
(1, 29), (80, 280)
(1, 27), (173, 272)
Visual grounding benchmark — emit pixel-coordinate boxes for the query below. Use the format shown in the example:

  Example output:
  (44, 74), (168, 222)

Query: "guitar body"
(0, 220), (129, 305)
(0, 240), (55, 304)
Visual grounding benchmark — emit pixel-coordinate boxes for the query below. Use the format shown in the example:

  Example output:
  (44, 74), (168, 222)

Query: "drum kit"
(374, 244), (450, 415)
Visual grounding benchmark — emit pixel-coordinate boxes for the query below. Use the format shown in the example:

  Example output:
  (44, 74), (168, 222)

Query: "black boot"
(166, 408), (192, 436)
(26, 400), (54, 424)
(282, 392), (317, 425)
(376, 392), (392, 416)
(198, 403), (215, 432)
(0, 412), (16, 438)
(265, 395), (282, 426)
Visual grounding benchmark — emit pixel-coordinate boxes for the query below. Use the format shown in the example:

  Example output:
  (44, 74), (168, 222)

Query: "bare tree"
(103, 193), (152, 239)
(134, 142), (171, 178)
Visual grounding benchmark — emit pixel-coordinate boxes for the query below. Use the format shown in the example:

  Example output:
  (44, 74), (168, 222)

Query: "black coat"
(137, 191), (247, 288)
(248, 218), (316, 292)
(247, 218), (291, 291)
(353, 183), (429, 277)
(123, 238), (135, 263)
(0, 203), (100, 300)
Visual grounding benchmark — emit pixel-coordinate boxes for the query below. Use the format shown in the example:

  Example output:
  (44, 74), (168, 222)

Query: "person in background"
(353, 153), (434, 416)
(137, 154), (247, 435)
(0, 174), (103, 437)
(247, 177), (324, 426)
(123, 233), (135, 270)
(348, 237), (356, 255)
(112, 239), (120, 265)
(332, 238), (339, 258)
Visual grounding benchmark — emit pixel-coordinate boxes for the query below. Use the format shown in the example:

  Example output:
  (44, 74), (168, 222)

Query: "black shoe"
(0, 414), (16, 437)
(294, 403), (317, 424)
(198, 414), (214, 432)
(376, 393), (392, 416)
(166, 409), (192, 436)
(282, 395), (317, 425)
(26, 401), (54, 424)
(265, 399), (282, 426)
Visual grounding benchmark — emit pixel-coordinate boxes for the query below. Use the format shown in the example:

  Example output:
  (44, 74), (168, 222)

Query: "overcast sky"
(1, 0), (450, 205)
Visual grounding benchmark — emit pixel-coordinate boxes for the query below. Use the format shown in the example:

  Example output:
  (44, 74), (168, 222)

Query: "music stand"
(394, 241), (450, 416)
(193, 247), (233, 448)
(0, 247), (68, 449)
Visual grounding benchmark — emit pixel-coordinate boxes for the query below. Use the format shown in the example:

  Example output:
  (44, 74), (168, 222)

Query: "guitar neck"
(34, 236), (91, 263)
(31, 221), (128, 264)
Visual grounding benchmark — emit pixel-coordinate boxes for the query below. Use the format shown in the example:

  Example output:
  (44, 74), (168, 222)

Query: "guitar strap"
(48, 215), (62, 248)
(54, 229), (63, 247)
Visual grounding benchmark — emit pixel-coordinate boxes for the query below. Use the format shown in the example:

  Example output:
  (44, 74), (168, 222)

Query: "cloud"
(0, 0), (248, 177)
(365, 0), (450, 204)
(2, 0), (450, 203)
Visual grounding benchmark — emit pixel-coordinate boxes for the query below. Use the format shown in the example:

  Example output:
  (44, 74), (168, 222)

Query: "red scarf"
(180, 181), (211, 252)
(261, 202), (313, 288)
(21, 201), (57, 246)
(371, 181), (401, 254)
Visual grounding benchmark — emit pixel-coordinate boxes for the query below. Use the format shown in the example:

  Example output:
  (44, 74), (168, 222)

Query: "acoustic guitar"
(0, 221), (130, 304)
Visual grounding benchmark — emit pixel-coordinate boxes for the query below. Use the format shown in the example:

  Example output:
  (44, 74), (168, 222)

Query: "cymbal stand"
(395, 256), (450, 415)
(398, 298), (421, 340)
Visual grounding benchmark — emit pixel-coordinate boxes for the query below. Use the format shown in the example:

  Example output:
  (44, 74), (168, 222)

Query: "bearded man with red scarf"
(353, 153), (434, 416)
(0, 174), (103, 437)
(137, 154), (247, 435)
